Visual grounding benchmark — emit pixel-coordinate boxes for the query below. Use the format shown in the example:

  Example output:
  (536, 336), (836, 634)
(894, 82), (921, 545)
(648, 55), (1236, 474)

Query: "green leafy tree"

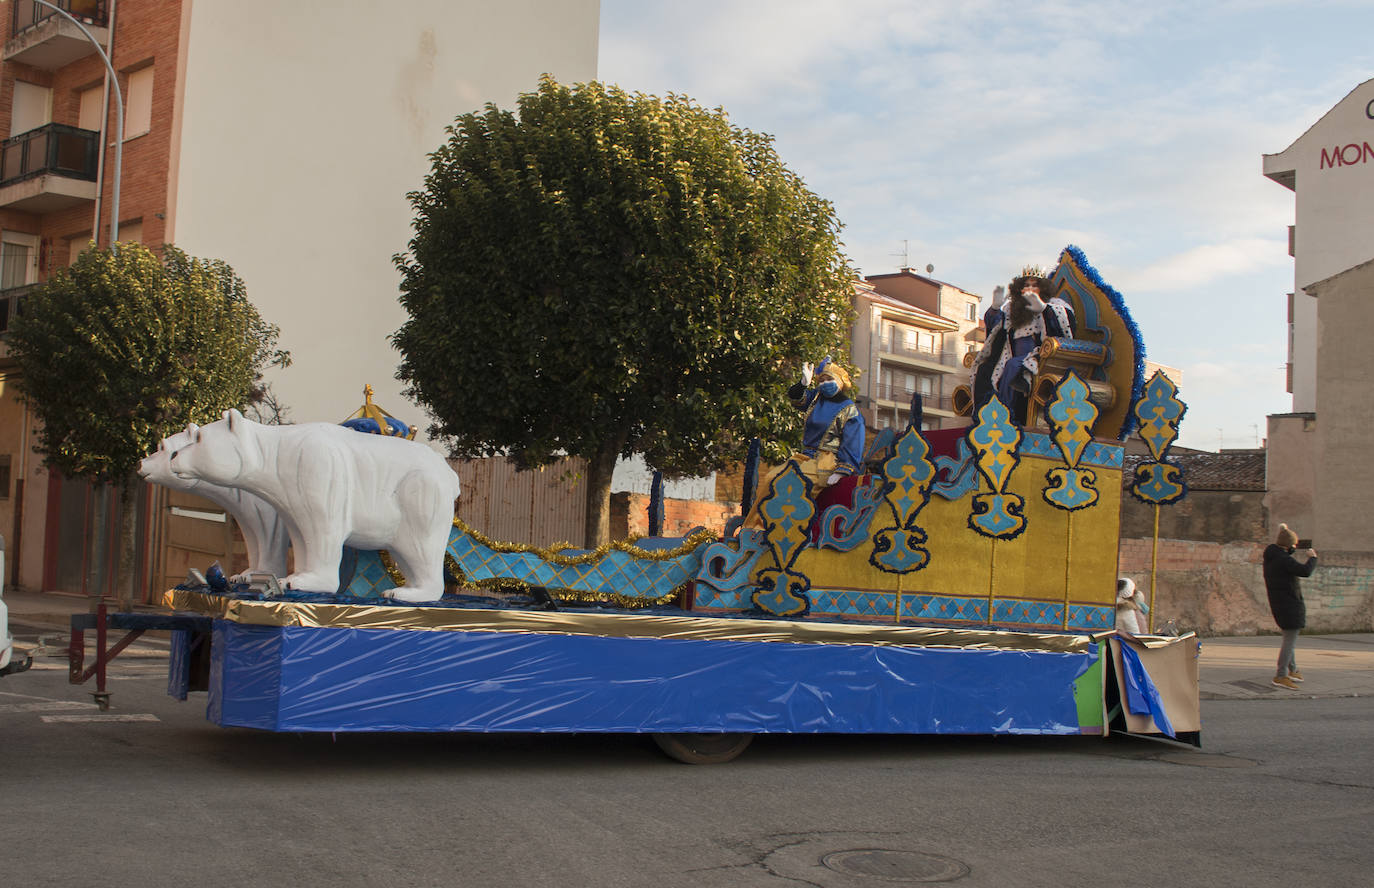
(7, 242), (290, 603)
(395, 76), (855, 547)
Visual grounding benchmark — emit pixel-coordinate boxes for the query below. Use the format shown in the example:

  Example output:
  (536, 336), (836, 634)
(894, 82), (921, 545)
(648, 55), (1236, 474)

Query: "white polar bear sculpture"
(170, 409), (461, 603)
(139, 424), (291, 584)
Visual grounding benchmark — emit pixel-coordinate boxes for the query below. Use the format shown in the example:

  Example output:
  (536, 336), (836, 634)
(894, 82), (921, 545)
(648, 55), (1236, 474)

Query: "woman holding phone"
(1264, 523), (1318, 690)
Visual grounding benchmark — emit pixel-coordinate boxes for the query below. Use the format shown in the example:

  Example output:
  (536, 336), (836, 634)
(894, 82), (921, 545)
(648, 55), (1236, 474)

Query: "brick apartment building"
(0, 0), (599, 599)
(852, 268), (984, 433)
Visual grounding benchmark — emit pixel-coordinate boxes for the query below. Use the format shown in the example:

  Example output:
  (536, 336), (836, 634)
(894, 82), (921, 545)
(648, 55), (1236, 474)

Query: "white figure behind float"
(168, 408), (461, 603)
(1115, 577), (1147, 636)
(139, 424), (291, 585)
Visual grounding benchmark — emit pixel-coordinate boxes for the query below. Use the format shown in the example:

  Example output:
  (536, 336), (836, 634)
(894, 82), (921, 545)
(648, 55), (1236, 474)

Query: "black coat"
(1263, 544), (1316, 630)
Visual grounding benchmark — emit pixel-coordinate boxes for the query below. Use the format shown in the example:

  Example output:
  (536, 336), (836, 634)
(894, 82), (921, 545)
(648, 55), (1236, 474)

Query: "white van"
(1, 534), (33, 676)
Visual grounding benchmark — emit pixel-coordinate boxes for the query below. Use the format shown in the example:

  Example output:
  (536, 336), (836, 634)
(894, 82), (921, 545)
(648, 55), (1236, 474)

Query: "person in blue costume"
(971, 268), (1076, 424)
(745, 357), (865, 528)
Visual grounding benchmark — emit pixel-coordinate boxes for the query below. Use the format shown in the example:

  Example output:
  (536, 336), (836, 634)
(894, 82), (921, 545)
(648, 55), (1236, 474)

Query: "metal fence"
(0, 123), (99, 186)
(879, 338), (963, 366)
(453, 456), (588, 548)
(0, 283), (36, 335)
(10, 0), (107, 35)
(870, 385), (955, 411)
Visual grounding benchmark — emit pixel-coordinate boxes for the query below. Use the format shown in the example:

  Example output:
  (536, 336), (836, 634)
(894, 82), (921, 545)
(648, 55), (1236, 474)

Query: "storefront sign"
(1320, 141), (1374, 170)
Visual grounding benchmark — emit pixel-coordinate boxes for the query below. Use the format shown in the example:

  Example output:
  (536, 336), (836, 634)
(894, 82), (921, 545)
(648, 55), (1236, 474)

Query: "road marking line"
(41, 713), (161, 723)
(0, 690), (61, 702)
(0, 701), (97, 713)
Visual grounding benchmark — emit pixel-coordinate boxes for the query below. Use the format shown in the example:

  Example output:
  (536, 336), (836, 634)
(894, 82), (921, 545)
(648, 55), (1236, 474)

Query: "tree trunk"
(582, 433), (625, 549)
(115, 478), (137, 611)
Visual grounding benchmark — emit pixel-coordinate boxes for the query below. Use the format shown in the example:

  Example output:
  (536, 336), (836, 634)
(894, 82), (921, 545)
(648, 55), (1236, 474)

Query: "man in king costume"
(745, 357), (865, 528)
(971, 266), (1077, 424)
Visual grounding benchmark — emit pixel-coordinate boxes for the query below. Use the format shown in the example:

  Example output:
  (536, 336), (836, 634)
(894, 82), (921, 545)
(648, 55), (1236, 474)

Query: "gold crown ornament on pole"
(342, 385), (417, 439)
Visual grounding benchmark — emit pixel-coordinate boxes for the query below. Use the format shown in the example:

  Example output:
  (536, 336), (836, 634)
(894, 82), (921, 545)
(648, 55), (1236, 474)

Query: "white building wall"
(169, 0), (600, 429)
(1263, 79), (1374, 413)
(1308, 260), (1374, 552)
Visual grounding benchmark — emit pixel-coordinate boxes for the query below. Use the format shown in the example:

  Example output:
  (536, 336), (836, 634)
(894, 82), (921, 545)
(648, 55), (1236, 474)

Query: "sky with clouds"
(596, 0), (1373, 450)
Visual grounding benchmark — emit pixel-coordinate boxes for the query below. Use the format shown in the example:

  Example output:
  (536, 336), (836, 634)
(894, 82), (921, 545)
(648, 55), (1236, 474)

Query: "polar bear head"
(139, 424), (199, 490)
(171, 409), (264, 487)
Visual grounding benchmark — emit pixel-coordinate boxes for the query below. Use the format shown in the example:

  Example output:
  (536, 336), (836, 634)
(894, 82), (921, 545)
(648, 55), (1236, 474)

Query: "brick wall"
(1, 0), (184, 254)
(1119, 538), (1374, 635)
(713, 461), (748, 504)
(1119, 490), (1268, 543)
(611, 492), (740, 540)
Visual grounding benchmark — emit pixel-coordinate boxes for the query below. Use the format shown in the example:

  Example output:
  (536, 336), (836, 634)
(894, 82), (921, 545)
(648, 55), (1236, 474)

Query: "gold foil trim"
(163, 589), (1096, 653)
(451, 518), (718, 566)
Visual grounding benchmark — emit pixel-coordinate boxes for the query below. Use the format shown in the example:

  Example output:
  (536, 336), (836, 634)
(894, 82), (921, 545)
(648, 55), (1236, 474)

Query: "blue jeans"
(1276, 628), (1300, 677)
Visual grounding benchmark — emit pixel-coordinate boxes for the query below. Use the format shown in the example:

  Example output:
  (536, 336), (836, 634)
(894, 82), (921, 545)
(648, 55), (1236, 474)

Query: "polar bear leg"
(279, 444), (351, 594)
(279, 513), (343, 594)
(230, 518), (264, 586)
(384, 472), (454, 603)
(237, 499), (291, 581)
(385, 582), (437, 604)
(285, 533), (345, 594)
(259, 521), (292, 580)
(386, 535), (446, 603)
(228, 501), (277, 584)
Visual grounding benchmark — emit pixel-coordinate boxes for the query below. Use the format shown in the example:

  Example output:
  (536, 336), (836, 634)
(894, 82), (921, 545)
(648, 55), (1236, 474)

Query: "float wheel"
(652, 732), (753, 764)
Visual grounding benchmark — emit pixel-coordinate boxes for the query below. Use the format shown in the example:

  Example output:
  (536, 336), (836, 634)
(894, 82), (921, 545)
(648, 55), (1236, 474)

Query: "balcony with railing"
(0, 123), (99, 213)
(0, 281), (35, 336)
(5, 1), (109, 69)
(871, 383), (955, 413)
(0, 283), (36, 367)
(878, 336), (964, 370)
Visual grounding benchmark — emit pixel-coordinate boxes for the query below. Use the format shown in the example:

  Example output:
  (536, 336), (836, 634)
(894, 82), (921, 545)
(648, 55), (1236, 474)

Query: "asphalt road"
(2, 633), (1371, 888)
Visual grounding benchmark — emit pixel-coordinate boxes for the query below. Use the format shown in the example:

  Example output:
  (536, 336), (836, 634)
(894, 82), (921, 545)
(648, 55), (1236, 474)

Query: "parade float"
(72, 246), (1200, 763)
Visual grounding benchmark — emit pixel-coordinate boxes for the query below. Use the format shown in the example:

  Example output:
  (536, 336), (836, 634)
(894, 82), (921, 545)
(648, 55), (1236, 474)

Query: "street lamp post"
(22, 0), (124, 243)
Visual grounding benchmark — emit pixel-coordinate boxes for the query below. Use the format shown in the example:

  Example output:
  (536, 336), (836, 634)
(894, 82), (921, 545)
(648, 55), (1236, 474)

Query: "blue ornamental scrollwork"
(752, 566), (813, 618)
(815, 478), (886, 551)
(696, 531), (768, 596)
(932, 437), (979, 500)
(749, 461), (816, 616)
(869, 428), (936, 574)
(1132, 462), (1186, 504)
(967, 396), (1027, 539)
(1129, 371), (1188, 505)
(1043, 371), (1101, 511)
(1135, 371), (1185, 460)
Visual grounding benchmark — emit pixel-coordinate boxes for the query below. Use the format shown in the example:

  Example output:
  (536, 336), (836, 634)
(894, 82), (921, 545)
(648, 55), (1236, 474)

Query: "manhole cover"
(1231, 679), (1282, 692)
(1157, 752), (1258, 768)
(821, 849), (969, 882)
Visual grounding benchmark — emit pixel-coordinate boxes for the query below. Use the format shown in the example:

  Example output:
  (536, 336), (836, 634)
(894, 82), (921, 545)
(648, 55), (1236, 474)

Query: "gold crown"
(1020, 264), (1048, 279)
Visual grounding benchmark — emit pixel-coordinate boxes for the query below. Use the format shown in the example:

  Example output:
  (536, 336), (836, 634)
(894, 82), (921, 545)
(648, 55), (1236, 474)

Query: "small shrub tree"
(7, 242), (290, 604)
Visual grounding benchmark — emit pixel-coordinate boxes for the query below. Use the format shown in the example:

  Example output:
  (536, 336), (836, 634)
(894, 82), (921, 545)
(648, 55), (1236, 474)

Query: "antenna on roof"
(892, 239), (911, 270)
